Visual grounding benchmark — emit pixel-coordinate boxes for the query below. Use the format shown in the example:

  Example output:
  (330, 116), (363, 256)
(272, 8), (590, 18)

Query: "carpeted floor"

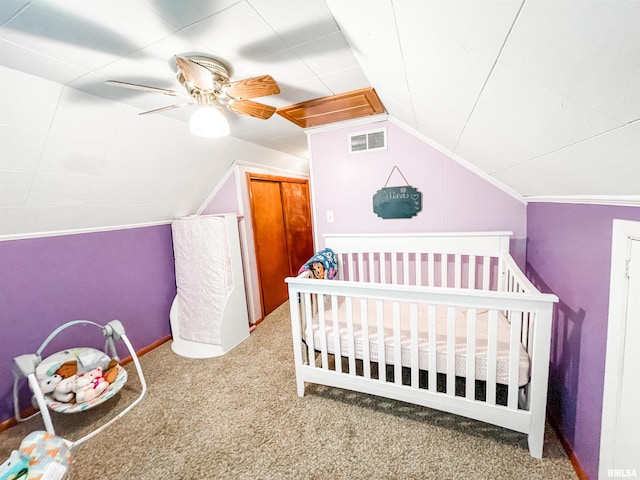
(0, 302), (577, 479)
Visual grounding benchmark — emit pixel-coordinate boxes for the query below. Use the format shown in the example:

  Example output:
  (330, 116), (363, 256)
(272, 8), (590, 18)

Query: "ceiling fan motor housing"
(176, 55), (231, 103)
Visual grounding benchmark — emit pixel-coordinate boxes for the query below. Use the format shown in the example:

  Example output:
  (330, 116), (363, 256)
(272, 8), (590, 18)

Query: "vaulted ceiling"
(330, 1), (640, 201)
(1, 0), (639, 237)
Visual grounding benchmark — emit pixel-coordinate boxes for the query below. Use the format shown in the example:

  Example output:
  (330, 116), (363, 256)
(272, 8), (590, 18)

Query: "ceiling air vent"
(349, 128), (387, 154)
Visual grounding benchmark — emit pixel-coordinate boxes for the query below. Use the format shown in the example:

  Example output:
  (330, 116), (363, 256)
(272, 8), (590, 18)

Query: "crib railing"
(500, 253), (542, 368)
(327, 231), (511, 290)
(337, 251), (501, 290)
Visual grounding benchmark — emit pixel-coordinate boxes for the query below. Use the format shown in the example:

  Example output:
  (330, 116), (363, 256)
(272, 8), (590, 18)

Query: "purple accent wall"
(0, 224), (176, 424)
(526, 202), (640, 480)
(310, 121), (527, 265)
(201, 172), (240, 215)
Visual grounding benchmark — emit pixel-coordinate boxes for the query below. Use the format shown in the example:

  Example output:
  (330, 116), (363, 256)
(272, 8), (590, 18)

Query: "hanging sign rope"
(382, 165), (411, 188)
(373, 166), (422, 219)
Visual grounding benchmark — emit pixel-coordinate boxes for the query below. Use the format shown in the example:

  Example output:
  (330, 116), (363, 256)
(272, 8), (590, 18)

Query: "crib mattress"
(172, 216), (233, 344)
(308, 298), (530, 387)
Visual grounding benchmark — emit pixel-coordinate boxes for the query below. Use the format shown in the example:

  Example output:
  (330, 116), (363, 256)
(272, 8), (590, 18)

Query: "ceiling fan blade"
(227, 99), (277, 120)
(224, 75), (280, 100)
(105, 80), (183, 97)
(175, 56), (214, 92)
(139, 103), (192, 115)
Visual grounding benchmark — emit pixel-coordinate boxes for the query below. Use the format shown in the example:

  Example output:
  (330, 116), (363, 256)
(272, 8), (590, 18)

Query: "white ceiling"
(1, 0), (639, 237)
(0, 0), (371, 159)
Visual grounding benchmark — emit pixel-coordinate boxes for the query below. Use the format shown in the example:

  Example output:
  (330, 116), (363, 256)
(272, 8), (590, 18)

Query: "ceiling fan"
(106, 55), (281, 135)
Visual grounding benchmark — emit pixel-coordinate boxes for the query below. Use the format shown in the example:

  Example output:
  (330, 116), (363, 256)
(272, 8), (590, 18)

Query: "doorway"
(248, 173), (314, 318)
(599, 219), (640, 477)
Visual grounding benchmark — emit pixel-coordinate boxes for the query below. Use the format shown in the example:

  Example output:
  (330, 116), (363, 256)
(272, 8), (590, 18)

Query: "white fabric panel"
(172, 217), (233, 344)
(310, 298), (530, 386)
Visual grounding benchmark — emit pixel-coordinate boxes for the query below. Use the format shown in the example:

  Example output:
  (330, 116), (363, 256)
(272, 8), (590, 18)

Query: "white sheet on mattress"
(308, 298), (530, 387)
(172, 217), (233, 344)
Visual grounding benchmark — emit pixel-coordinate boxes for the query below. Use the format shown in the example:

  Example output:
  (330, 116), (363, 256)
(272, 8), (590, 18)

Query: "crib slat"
(508, 310), (523, 409)
(486, 309), (498, 405)
(482, 256), (491, 289)
(357, 252), (364, 282)
(441, 254), (448, 288)
(527, 313), (536, 357)
(393, 301), (402, 385)
(346, 297), (356, 375)
(498, 256), (506, 292)
(416, 253), (422, 286)
(465, 308), (477, 400)
(454, 254), (461, 288)
(361, 298), (371, 379)
(468, 255), (477, 289)
(522, 312), (531, 351)
(304, 293), (315, 365)
(428, 305), (437, 391)
(317, 294), (328, 369)
(299, 293), (311, 366)
(380, 252), (387, 284)
(347, 253), (354, 281)
(428, 253), (435, 287)
(368, 252), (376, 283)
(403, 252), (410, 285)
(342, 253), (351, 281)
(391, 253), (399, 285)
(331, 295), (341, 374)
(446, 306), (456, 396)
(338, 253), (349, 280)
(410, 303), (419, 388)
(376, 300), (386, 382)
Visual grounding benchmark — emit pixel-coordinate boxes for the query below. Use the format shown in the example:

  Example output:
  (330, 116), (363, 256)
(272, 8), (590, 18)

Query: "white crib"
(286, 232), (557, 458)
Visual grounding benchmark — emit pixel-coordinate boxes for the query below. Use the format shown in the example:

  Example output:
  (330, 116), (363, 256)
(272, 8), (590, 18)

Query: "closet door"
(281, 181), (314, 277)
(600, 222), (640, 476)
(248, 174), (313, 318)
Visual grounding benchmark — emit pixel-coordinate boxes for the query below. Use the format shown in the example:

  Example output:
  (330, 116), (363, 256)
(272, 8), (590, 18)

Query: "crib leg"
(296, 377), (305, 397)
(527, 425), (544, 459)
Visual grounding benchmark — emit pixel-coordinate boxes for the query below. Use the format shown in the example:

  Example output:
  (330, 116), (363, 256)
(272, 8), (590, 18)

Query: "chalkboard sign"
(373, 186), (422, 219)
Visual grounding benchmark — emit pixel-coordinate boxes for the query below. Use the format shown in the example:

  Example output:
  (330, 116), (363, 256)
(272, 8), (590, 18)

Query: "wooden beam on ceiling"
(277, 87), (385, 128)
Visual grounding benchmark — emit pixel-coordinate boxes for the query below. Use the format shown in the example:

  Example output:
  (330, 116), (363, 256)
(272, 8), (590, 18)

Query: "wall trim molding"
(234, 159), (309, 178)
(0, 220), (172, 242)
(303, 113), (389, 134)
(525, 195), (640, 207)
(547, 409), (588, 480)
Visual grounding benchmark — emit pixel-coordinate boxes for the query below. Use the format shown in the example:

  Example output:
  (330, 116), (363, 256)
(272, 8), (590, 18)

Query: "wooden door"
(248, 174), (313, 318)
(281, 181), (314, 277)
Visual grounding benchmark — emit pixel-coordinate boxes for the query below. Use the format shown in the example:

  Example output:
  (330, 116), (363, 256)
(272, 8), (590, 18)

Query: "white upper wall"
(0, 66), (308, 238)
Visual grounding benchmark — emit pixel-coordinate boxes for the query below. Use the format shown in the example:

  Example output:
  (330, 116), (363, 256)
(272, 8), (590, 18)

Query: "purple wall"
(0, 224), (176, 424)
(201, 172), (240, 215)
(309, 120), (527, 265)
(526, 202), (640, 480)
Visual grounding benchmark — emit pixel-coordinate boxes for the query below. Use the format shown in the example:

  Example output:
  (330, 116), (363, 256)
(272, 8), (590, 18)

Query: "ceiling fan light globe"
(189, 106), (229, 138)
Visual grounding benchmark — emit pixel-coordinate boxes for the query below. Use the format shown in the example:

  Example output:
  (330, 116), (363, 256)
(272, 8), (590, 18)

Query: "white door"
(599, 220), (640, 478)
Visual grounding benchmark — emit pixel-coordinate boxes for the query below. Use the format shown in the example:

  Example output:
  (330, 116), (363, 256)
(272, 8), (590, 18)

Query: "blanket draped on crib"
(298, 248), (338, 280)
